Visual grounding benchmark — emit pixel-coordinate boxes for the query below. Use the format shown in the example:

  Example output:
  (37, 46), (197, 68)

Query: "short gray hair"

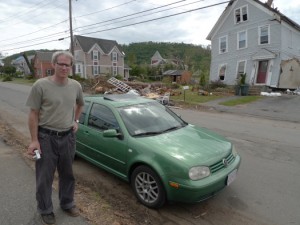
(51, 51), (74, 65)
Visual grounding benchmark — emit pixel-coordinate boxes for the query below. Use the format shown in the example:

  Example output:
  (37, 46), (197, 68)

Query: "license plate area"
(227, 169), (237, 186)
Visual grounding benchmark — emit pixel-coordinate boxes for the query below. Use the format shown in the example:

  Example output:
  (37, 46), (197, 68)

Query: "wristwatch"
(75, 119), (79, 123)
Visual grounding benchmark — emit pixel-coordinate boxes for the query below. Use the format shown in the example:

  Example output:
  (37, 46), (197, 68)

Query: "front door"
(256, 60), (268, 84)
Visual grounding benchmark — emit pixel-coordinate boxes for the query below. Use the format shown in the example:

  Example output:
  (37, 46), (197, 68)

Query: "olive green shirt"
(26, 77), (84, 131)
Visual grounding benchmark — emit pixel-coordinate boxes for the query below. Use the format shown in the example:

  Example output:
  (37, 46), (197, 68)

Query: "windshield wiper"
(161, 125), (182, 133)
(132, 131), (162, 137)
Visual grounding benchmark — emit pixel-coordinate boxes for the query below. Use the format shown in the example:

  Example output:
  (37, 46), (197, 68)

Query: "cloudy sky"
(0, 0), (300, 56)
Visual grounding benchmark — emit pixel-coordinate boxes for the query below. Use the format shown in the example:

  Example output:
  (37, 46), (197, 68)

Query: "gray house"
(73, 35), (130, 79)
(207, 0), (300, 89)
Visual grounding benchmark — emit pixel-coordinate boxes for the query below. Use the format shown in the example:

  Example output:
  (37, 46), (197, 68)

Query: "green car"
(76, 94), (241, 208)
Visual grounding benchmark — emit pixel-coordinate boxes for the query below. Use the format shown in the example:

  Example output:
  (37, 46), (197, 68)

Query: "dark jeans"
(36, 130), (76, 214)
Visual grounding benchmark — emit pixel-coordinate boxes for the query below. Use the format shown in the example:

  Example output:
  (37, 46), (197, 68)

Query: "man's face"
(53, 55), (72, 78)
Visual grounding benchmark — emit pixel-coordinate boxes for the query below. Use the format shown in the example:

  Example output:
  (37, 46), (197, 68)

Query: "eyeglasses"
(56, 62), (72, 68)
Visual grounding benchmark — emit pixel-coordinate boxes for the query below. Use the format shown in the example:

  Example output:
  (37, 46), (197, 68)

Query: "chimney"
(266, 0), (273, 7)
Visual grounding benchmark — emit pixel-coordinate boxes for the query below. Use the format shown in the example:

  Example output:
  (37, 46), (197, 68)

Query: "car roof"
(84, 94), (155, 108)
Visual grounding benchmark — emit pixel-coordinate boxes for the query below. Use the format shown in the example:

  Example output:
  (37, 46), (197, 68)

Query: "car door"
(76, 100), (91, 154)
(84, 102), (128, 177)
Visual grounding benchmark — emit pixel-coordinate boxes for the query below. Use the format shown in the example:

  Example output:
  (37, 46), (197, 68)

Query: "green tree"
(3, 66), (16, 75)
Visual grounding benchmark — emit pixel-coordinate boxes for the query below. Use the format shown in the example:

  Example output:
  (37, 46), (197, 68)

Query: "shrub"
(2, 75), (13, 82)
(209, 79), (227, 89)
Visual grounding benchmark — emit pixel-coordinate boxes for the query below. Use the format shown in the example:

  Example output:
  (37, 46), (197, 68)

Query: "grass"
(3, 77), (262, 107)
(219, 96), (262, 106)
(171, 89), (224, 104)
(1, 76), (37, 85)
(9, 77), (37, 85)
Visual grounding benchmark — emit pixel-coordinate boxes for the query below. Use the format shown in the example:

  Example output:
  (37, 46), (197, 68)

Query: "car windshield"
(118, 102), (187, 137)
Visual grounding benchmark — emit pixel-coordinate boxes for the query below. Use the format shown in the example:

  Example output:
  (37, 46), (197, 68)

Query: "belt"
(38, 127), (73, 137)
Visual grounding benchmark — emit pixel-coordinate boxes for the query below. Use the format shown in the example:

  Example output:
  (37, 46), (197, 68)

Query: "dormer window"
(112, 52), (118, 62)
(219, 36), (228, 54)
(92, 50), (100, 61)
(235, 5), (248, 24)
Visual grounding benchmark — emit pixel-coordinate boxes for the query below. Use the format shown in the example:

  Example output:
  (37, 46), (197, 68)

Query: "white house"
(207, 0), (300, 89)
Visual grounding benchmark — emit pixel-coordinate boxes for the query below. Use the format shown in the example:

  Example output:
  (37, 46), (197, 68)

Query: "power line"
(0, 0), (58, 23)
(75, 0), (203, 33)
(0, 1), (229, 52)
(78, 2), (229, 36)
(74, 0), (187, 31)
(74, 0), (138, 18)
(0, 0), (136, 44)
(0, 0), (184, 46)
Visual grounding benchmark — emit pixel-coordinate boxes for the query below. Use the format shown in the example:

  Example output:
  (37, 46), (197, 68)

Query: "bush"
(209, 79), (227, 89)
(2, 75), (13, 82)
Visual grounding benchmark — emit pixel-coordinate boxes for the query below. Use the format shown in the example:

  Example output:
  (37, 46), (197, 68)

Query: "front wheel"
(131, 165), (166, 208)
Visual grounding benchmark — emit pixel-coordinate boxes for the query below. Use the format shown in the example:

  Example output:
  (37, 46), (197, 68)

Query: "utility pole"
(69, 0), (75, 76)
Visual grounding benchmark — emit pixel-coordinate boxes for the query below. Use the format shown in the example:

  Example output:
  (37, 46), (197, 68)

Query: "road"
(0, 81), (299, 225)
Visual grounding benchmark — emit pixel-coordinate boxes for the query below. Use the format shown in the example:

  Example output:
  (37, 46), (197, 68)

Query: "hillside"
(121, 42), (211, 73)
(3, 42), (211, 75)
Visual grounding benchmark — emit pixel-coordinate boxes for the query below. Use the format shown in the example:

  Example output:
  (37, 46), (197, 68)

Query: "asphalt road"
(0, 139), (89, 225)
(0, 81), (299, 225)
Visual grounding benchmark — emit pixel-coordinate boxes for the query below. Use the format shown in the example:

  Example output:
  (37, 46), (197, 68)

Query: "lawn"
(171, 89), (224, 104)
(219, 96), (262, 106)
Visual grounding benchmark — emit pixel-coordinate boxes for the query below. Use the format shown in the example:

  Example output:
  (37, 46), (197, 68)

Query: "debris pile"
(83, 76), (172, 100)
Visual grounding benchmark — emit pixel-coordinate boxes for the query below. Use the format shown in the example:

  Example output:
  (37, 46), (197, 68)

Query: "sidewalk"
(0, 139), (90, 225)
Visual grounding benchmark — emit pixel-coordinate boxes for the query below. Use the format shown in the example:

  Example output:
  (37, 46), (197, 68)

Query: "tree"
(3, 66), (16, 75)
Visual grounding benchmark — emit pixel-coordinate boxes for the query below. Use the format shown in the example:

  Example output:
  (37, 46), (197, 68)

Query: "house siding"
(208, 0), (300, 89)
(73, 35), (127, 79)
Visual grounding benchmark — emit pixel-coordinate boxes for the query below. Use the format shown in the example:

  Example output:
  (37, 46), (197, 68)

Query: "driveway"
(200, 94), (300, 123)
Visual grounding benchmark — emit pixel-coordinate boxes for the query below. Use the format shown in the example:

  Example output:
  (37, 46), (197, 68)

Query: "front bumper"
(165, 155), (241, 203)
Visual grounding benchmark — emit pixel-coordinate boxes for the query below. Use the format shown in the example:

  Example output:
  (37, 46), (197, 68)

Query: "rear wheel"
(131, 165), (166, 208)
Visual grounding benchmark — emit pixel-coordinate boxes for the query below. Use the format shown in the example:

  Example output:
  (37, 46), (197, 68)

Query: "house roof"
(252, 48), (277, 60)
(207, 0), (300, 40)
(74, 35), (123, 55)
(35, 51), (54, 62)
(163, 70), (185, 76)
(151, 51), (163, 60)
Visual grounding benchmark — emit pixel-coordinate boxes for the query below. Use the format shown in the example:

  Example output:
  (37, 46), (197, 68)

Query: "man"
(26, 51), (84, 225)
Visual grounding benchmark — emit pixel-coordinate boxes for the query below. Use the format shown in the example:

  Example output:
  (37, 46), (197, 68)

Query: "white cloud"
(0, 0), (299, 56)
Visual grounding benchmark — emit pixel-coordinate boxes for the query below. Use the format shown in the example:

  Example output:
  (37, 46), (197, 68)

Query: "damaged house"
(206, 0), (300, 90)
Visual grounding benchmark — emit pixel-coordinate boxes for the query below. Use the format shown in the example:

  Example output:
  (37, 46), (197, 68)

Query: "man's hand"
(73, 122), (79, 133)
(28, 141), (41, 156)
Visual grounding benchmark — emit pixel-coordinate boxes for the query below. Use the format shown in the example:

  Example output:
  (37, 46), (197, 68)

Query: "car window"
(88, 103), (119, 131)
(79, 101), (90, 124)
(118, 102), (186, 136)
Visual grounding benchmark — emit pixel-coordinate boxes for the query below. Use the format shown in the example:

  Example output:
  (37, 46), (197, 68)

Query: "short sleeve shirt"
(26, 77), (84, 131)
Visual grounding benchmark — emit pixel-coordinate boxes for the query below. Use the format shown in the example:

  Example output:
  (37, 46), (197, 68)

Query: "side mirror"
(103, 129), (123, 139)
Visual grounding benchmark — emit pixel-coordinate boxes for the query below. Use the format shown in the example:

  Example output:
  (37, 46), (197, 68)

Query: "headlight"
(189, 166), (210, 180)
(232, 145), (238, 157)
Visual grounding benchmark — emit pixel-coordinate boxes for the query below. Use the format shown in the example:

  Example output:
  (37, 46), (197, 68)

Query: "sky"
(0, 0), (300, 57)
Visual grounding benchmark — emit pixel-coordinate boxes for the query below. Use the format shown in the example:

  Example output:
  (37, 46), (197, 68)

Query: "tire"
(131, 165), (166, 208)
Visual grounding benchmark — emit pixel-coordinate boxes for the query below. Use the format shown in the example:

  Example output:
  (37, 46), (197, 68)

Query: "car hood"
(134, 124), (232, 167)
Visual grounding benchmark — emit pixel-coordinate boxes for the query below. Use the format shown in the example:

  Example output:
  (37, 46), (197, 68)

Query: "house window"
(218, 64), (227, 81)
(46, 69), (52, 76)
(238, 30), (247, 49)
(112, 62), (117, 76)
(93, 62), (99, 75)
(235, 5), (248, 24)
(219, 36), (228, 54)
(92, 50), (100, 61)
(237, 60), (246, 78)
(76, 64), (81, 73)
(259, 25), (270, 44)
(112, 52), (118, 62)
